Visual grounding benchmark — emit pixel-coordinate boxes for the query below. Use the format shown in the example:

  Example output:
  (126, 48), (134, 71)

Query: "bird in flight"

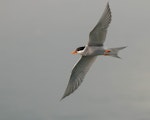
(61, 3), (126, 100)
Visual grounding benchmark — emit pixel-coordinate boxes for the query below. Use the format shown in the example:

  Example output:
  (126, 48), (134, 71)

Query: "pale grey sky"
(0, 0), (150, 120)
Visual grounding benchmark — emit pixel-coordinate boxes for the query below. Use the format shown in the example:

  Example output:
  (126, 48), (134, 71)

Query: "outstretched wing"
(88, 3), (112, 46)
(61, 56), (97, 100)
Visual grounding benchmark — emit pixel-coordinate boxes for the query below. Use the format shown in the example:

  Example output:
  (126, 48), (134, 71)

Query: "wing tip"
(107, 1), (109, 6)
(60, 95), (66, 101)
(60, 90), (69, 101)
(106, 2), (111, 13)
(60, 92), (68, 101)
(60, 90), (73, 101)
(60, 86), (73, 101)
(107, 1), (110, 6)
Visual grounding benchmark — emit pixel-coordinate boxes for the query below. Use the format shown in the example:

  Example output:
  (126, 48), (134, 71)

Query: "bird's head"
(71, 46), (85, 55)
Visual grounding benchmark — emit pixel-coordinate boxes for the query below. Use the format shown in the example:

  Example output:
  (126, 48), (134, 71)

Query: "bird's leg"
(104, 50), (111, 56)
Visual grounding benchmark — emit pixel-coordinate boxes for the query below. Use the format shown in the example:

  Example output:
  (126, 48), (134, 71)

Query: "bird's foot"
(104, 50), (111, 56)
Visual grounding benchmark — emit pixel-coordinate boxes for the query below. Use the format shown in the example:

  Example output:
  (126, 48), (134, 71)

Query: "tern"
(61, 3), (126, 100)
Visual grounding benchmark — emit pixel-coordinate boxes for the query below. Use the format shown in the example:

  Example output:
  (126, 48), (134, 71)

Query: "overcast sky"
(0, 0), (150, 120)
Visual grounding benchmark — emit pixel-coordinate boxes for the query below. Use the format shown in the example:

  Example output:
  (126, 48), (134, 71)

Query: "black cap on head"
(76, 46), (85, 51)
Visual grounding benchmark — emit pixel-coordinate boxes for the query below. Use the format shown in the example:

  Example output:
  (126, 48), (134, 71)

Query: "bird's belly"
(83, 46), (105, 56)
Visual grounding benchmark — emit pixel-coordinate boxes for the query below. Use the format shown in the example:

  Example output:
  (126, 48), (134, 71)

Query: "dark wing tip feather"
(88, 3), (112, 46)
(61, 75), (83, 100)
(101, 2), (112, 29)
(61, 56), (97, 100)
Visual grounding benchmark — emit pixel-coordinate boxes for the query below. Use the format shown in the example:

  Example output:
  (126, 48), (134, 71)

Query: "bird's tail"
(107, 46), (127, 58)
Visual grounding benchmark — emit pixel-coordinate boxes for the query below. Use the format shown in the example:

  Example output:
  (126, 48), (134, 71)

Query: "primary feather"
(89, 3), (111, 46)
(61, 56), (97, 100)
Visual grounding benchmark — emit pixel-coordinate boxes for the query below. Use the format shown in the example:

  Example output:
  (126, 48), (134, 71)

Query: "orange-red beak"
(71, 50), (77, 54)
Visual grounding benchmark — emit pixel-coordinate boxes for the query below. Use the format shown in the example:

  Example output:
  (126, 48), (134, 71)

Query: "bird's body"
(61, 3), (126, 100)
(80, 45), (126, 57)
(78, 45), (105, 56)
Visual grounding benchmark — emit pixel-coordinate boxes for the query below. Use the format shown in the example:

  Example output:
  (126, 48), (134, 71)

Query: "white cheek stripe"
(77, 50), (84, 54)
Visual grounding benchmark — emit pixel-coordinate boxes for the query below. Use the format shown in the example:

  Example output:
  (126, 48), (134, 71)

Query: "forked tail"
(108, 46), (127, 58)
